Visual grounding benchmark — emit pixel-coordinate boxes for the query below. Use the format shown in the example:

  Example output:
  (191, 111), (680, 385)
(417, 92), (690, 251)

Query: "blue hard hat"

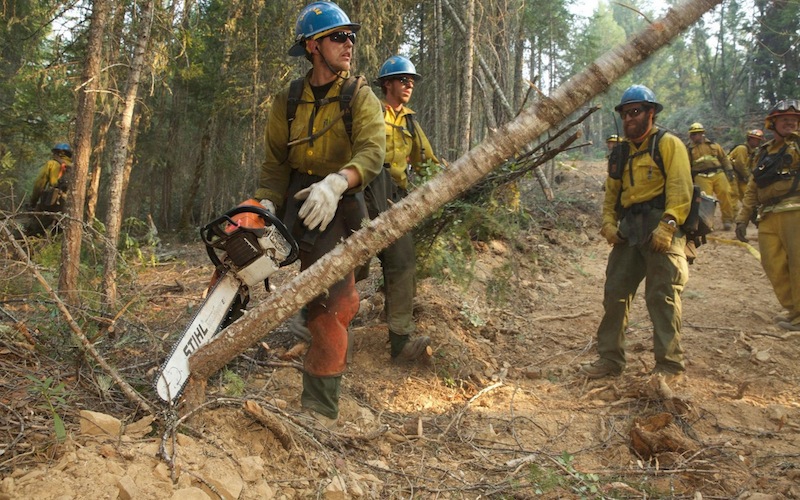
(615, 85), (663, 114)
(288, 1), (360, 57)
(51, 143), (71, 153)
(377, 56), (423, 82)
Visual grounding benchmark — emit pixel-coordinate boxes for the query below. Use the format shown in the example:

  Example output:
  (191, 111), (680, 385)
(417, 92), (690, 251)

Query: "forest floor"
(1, 160), (799, 499)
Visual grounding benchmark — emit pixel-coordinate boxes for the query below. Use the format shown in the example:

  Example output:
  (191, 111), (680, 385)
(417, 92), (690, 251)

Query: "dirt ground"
(1, 160), (799, 499)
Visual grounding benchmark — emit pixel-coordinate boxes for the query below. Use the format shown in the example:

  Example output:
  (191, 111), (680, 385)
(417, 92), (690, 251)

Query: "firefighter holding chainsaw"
(291, 56), (439, 362)
(254, 1), (384, 425)
(735, 100), (800, 332)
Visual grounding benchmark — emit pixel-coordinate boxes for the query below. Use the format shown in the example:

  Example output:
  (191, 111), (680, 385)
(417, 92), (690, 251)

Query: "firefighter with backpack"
(687, 122), (736, 230)
(728, 129), (764, 207)
(363, 55), (441, 362)
(254, 1), (384, 426)
(581, 85), (693, 384)
(735, 99), (800, 332)
(28, 142), (72, 236)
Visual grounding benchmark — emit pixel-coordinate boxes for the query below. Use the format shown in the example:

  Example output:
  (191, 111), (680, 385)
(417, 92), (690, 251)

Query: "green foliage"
(527, 462), (562, 495)
(26, 375), (69, 442)
(3, 0), (795, 225)
(527, 452), (608, 497)
(31, 238), (63, 270)
(415, 209), (476, 287)
(486, 262), (515, 306)
(459, 301), (485, 327)
(557, 451), (602, 497)
(221, 369), (245, 397)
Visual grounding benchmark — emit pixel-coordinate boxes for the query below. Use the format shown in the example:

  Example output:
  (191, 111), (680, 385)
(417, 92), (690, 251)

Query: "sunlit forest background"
(1, 0), (798, 230)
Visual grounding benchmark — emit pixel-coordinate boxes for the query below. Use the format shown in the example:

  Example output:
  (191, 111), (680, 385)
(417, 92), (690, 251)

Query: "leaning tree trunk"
(182, 0), (724, 410)
(101, 0), (155, 312)
(59, 0), (109, 305)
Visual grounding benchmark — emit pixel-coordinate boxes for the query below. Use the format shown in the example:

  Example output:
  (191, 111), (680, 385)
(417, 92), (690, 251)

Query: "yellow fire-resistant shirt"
(30, 155), (72, 206)
(688, 138), (733, 173)
(736, 137), (800, 222)
(728, 143), (755, 180)
(603, 127), (693, 226)
(256, 71), (385, 207)
(381, 102), (439, 190)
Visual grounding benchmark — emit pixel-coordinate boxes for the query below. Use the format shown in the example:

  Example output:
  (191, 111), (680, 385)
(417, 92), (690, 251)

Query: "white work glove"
(294, 172), (349, 231)
(259, 199), (276, 214)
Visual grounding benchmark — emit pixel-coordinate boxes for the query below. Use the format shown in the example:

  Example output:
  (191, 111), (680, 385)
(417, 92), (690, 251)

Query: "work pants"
(694, 171), (734, 224)
(597, 210), (689, 374)
(758, 209), (800, 326)
(284, 173), (362, 419)
(362, 168), (416, 336)
(730, 178), (748, 207)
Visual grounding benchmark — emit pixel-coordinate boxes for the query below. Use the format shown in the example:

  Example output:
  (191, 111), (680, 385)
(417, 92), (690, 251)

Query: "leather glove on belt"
(295, 172), (349, 231)
(649, 220), (676, 253)
(735, 222), (749, 243)
(600, 222), (625, 245)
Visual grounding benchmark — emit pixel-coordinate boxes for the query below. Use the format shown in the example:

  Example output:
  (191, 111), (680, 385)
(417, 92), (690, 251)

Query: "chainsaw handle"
(201, 205), (299, 269)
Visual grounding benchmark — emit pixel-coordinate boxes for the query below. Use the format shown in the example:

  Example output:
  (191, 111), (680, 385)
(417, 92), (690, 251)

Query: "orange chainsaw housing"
(206, 199), (269, 291)
(226, 198), (268, 233)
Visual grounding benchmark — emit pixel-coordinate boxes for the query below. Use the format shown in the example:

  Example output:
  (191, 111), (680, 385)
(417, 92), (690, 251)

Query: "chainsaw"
(155, 199), (298, 404)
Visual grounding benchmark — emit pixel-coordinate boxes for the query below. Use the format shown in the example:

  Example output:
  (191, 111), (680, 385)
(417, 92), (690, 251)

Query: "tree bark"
(86, 2), (126, 223)
(59, 0), (109, 304)
(101, 0), (155, 312)
(458, 0), (475, 156)
(184, 0), (723, 409)
(441, 0), (554, 200)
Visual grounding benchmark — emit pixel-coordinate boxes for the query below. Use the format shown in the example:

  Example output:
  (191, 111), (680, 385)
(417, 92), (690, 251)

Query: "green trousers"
(363, 168), (417, 337)
(597, 214), (689, 374)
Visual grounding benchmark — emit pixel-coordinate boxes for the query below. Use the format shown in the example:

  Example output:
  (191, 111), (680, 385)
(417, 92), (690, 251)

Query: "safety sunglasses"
(394, 76), (415, 87)
(618, 106), (648, 119)
(326, 31), (356, 44)
(774, 99), (799, 112)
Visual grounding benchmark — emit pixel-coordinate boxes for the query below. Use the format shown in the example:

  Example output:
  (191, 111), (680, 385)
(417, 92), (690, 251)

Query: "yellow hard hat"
(688, 122), (705, 134)
(746, 129), (764, 140)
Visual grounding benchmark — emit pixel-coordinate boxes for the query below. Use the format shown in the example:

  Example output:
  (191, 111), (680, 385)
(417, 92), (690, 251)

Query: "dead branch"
(439, 382), (503, 439)
(0, 221), (155, 416)
(243, 400), (295, 451)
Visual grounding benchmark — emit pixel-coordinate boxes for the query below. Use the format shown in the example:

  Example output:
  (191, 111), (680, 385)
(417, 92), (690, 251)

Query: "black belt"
(693, 167), (723, 175)
(622, 195), (665, 216)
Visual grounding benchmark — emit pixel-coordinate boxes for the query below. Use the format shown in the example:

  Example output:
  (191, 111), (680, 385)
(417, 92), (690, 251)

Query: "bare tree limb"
(0, 221), (156, 416)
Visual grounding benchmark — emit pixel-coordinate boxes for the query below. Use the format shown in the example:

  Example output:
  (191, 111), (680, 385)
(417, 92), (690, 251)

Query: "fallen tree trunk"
(184, 0), (723, 409)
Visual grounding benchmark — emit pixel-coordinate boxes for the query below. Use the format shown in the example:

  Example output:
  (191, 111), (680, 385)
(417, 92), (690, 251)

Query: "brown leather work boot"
(579, 359), (622, 379)
(393, 336), (432, 362)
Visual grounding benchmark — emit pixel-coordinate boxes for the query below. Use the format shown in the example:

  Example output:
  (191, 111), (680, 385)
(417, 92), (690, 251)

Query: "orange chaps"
(304, 272), (359, 376)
